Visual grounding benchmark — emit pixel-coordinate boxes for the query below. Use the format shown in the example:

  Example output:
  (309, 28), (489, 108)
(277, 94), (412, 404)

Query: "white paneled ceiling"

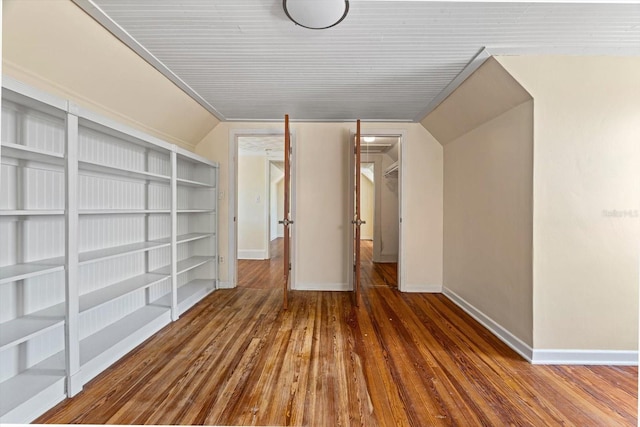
(239, 135), (285, 155)
(77, 0), (640, 122)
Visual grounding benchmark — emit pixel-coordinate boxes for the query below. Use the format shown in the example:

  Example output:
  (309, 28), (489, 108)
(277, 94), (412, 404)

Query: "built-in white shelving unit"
(0, 78), (219, 423)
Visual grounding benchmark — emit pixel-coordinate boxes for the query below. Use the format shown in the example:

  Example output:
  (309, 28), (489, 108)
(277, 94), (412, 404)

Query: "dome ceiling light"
(283, 0), (349, 30)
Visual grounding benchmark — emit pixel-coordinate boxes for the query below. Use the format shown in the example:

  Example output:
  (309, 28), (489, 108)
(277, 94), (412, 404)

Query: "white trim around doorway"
(348, 128), (407, 293)
(229, 129), (297, 289)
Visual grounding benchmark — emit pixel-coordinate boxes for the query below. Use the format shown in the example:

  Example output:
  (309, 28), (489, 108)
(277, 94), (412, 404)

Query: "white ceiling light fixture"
(363, 136), (376, 143)
(283, 0), (349, 30)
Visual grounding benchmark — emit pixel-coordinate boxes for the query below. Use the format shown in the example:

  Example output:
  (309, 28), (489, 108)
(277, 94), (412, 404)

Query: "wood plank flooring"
(237, 238), (284, 289)
(37, 240), (638, 425)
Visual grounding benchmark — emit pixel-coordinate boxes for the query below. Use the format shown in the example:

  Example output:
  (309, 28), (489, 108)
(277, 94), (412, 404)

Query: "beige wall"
(378, 154), (399, 262)
(196, 122), (443, 290)
(270, 164), (285, 241)
(443, 101), (534, 346)
(360, 172), (374, 240)
(400, 126), (444, 291)
(238, 155), (267, 258)
(499, 56), (640, 351)
(423, 57), (534, 346)
(3, 0), (219, 149)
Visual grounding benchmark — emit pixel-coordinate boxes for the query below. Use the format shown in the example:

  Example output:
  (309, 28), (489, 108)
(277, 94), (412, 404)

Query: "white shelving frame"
(0, 77), (219, 423)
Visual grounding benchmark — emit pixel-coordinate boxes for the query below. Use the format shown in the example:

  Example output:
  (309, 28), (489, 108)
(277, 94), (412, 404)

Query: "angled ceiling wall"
(2, 0), (220, 150)
(422, 57), (534, 350)
(421, 57), (532, 145)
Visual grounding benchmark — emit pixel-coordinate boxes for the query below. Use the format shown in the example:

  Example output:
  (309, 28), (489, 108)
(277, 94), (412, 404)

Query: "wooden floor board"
(37, 239), (638, 426)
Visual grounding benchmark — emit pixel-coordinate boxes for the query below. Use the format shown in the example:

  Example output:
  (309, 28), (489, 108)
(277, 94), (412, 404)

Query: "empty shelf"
(152, 233), (213, 245)
(79, 241), (170, 265)
(152, 256), (213, 276)
(153, 279), (215, 314)
(0, 369), (65, 423)
(79, 304), (171, 384)
(0, 317), (64, 351)
(176, 177), (214, 188)
(79, 209), (170, 215)
(79, 273), (169, 313)
(0, 210), (65, 216)
(0, 259), (64, 285)
(177, 209), (215, 214)
(79, 160), (170, 182)
(1, 143), (64, 167)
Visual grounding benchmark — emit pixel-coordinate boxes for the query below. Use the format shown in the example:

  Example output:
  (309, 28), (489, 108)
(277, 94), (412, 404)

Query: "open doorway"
(236, 136), (285, 289)
(360, 135), (400, 289)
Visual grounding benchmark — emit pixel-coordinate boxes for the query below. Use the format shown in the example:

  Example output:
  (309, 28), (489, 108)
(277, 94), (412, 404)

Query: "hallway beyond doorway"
(237, 238), (284, 289)
(360, 240), (397, 289)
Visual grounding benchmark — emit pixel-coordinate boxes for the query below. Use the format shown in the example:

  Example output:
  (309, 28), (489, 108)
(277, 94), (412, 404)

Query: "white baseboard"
(402, 284), (442, 293)
(443, 287), (638, 366)
(238, 250), (267, 260)
(217, 281), (234, 289)
(294, 282), (351, 291)
(532, 349), (638, 366)
(373, 254), (398, 263)
(442, 287), (534, 362)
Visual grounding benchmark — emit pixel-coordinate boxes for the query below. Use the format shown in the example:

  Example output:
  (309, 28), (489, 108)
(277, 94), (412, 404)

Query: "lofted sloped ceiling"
(74, 0), (640, 122)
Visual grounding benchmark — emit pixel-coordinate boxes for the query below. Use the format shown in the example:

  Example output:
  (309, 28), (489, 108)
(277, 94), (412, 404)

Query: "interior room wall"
(277, 180), (285, 239)
(2, 0), (219, 150)
(238, 155), (267, 259)
(360, 171), (374, 240)
(423, 57), (535, 348)
(378, 154), (399, 263)
(270, 163), (285, 241)
(443, 101), (534, 347)
(195, 122), (443, 291)
(498, 55), (640, 353)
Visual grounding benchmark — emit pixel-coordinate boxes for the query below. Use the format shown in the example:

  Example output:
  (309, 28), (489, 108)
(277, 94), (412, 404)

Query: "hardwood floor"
(37, 240), (638, 425)
(237, 238), (284, 289)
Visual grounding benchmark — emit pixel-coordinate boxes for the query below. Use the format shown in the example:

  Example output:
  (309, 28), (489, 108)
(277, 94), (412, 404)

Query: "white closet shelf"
(0, 316), (64, 351)
(384, 161), (399, 177)
(154, 279), (215, 315)
(152, 256), (212, 276)
(0, 143), (64, 166)
(0, 210), (65, 216)
(0, 260), (64, 285)
(79, 209), (170, 215)
(78, 160), (170, 182)
(0, 369), (65, 423)
(176, 178), (214, 188)
(79, 305), (170, 384)
(152, 232), (213, 245)
(79, 241), (170, 265)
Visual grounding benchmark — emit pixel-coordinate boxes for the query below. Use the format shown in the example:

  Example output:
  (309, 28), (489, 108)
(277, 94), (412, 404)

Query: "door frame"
(229, 128), (297, 289)
(348, 128), (407, 292)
